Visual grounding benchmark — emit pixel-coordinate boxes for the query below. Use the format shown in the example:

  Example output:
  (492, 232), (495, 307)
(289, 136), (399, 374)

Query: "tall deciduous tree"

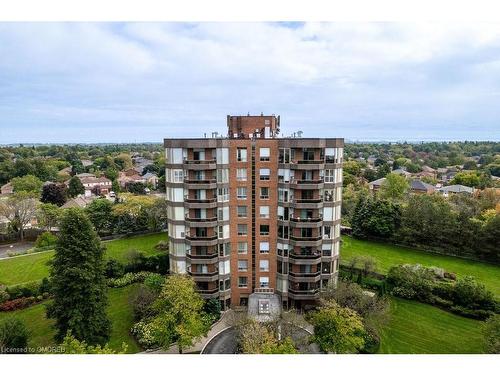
(41, 183), (67, 206)
(309, 301), (366, 354)
(144, 274), (209, 353)
(85, 198), (114, 235)
(67, 176), (85, 198)
(379, 173), (409, 201)
(0, 192), (38, 241)
(36, 203), (61, 231)
(11, 174), (43, 194)
(47, 208), (111, 346)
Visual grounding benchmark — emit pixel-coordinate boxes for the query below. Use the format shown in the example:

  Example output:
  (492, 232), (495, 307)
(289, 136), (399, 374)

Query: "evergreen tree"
(68, 176), (85, 198)
(47, 208), (111, 346)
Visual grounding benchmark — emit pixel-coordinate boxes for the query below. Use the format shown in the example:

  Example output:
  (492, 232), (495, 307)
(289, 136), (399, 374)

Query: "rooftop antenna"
(297, 130), (303, 138)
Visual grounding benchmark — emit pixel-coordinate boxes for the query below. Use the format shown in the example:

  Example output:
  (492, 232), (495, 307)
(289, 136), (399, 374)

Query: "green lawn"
(379, 297), (485, 354)
(0, 232), (167, 287)
(0, 284), (142, 353)
(341, 236), (500, 297)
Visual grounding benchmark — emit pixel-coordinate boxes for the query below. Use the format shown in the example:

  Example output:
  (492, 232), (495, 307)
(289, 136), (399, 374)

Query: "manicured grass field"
(341, 236), (500, 296)
(0, 232), (167, 287)
(0, 284), (141, 353)
(379, 298), (485, 353)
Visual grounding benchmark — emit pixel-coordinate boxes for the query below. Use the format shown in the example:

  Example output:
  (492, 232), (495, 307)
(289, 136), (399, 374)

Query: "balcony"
(288, 251), (321, 266)
(197, 288), (220, 298)
(289, 235), (322, 247)
(290, 179), (324, 189)
(291, 198), (323, 209)
(185, 216), (218, 222)
(183, 159), (217, 170)
(289, 216), (323, 228)
(287, 288), (320, 300)
(184, 178), (217, 189)
(187, 252), (219, 264)
(290, 160), (325, 170)
(185, 234), (218, 246)
(185, 215), (218, 228)
(187, 270), (219, 282)
(288, 271), (321, 282)
(184, 198), (218, 209)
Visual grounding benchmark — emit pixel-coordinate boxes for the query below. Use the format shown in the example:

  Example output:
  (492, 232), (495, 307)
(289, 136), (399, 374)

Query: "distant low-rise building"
(368, 177), (386, 193)
(410, 179), (436, 194)
(0, 182), (13, 196)
(437, 184), (475, 197)
(142, 172), (159, 189)
(61, 196), (95, 209)
(79, 176), (112, 197)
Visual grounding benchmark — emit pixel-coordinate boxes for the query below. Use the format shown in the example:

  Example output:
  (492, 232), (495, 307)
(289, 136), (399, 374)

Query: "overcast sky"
(0, 22), (499, 143)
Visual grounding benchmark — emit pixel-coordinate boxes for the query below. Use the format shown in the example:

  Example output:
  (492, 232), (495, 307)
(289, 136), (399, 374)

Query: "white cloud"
(0, 22), (500, 142)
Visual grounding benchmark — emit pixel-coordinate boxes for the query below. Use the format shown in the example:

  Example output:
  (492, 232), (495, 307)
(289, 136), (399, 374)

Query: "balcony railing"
(290, 216), (323, 222)
(184, 159), (217, 164)
(289, 271), (321, 277)
(188, 270), (218, 277)
(185, 235), (218, 241)
(289, 251), (321, 259)
(185, 198), (217, 203)
(185, 216), (218, 222)
(293, 160), (324, 164)
(290, 235), (322, 242)
(186, 252), (218, 259)
(288, 288), (319, 295)
(184, 179), (216, 184)
(293, 198), (322, 203)
(291, 179), (324, 184)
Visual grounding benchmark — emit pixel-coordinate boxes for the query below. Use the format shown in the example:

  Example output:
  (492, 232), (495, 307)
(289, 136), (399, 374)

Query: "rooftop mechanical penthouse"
(164, 114), (344, 309)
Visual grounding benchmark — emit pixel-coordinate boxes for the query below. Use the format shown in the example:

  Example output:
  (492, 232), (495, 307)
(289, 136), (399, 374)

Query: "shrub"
(483, 315), (500, 354)
(130, 285), (157, 321)
(453, 276), (496, 311)
(432, 282), (455, 301)
(0, 297), (36, 311)
(107, 272), (159, 288)
(387, 264), (435, 302)
(203, 299), (222, 323)
(449, 306), (494, 320)
(6, 281), (41, 299)
(35, 232), (57, 248)
(143, 273), (165, 295)
(0, 318), (29, 351)
(0, 289), (10, 304)
(105, 259), (125, 279)
(154, 240), (169, 251)
(124, 253), (169, 274)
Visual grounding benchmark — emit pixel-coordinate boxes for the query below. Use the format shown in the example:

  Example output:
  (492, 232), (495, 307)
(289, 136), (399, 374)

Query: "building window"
(236, 168), (247, 181)
(237, 148), (247, 162)
(324, 169), (334, 183)
(217, 187), (229, 202)
(238, 224), (248, 236)
(259, 206), (270, 218)
(260, 225), (269, 236)
(278, 225), (289, 239)
(260, 148), (270, 161)
(260, 187), (269, 199)
(259, 242), (270, 254)
(238, 242), (248, 254)
(173, 169), (184, 183)
(237, 187), (247, 199)
(237, 205), (247, 218)
(259, 277), (270, 288)
(217, 169), (229, 183)
(238, 276), (248, 288)
(238, 260), (248, 271)
(259, 168), (270, 180)
(278, 188), (289, 202)
(279, 148), (290, 163)
(259, 260), (269, 272)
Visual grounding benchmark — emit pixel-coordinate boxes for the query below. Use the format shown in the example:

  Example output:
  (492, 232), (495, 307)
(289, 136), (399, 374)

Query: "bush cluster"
(387, 264), (498, 319)
(107, 272), (160, 288)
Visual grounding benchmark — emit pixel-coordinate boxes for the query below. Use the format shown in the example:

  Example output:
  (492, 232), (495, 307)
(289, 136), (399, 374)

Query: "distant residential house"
(366, 156), (377, 165)
(117, 171), (146, 189)
(79, 176), (112, 197)
(392, 168), (412, 178)
(143, 172), (159, 189)
(437, 184), (475, 197)
(368, 177), (386, 193)
(81, 159), (93, 168)
(0, 182), (13, 196)
(410, 179), (436, 194)
(75, 172), (96, 179)
(61, 196), (94, 209)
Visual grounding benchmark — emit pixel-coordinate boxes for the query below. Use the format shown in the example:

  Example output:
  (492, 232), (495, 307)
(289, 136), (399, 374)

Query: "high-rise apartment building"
(165, 114), (343, 309)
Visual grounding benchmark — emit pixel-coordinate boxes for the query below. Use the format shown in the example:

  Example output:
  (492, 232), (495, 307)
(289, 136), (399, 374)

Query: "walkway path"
(0, 242), (34, 259)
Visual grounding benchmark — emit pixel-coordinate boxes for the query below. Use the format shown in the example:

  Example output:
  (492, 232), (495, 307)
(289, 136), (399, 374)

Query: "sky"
(0, 22), (500, 143)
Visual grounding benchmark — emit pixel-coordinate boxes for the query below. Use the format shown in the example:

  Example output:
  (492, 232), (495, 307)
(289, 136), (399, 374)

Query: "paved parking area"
(0, 242), (34, 258)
